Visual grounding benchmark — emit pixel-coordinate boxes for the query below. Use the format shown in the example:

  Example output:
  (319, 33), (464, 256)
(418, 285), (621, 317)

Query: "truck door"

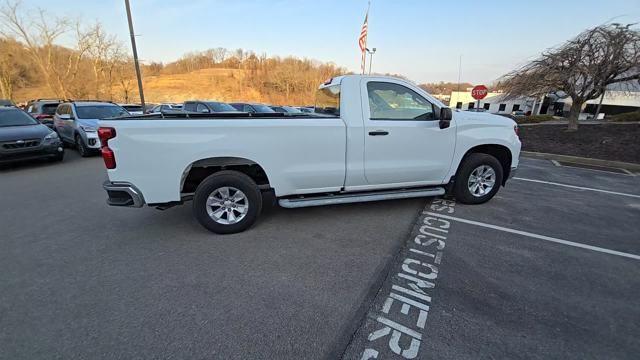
(362, 80), (456, 185)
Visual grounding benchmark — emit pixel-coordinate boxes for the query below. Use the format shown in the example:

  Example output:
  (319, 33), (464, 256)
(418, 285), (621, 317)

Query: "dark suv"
(183, 101), (238, 113)
(26, 99), (63, 128)
(0, 106), (64, 164)
(230, 103), (275, 113)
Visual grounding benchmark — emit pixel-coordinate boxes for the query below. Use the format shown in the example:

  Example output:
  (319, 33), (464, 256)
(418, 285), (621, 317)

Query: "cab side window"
(367, 82), (435, 121)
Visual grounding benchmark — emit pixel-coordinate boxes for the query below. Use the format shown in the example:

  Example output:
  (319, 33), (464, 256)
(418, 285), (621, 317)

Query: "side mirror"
(59, 114), (71, 120)
(439, 107), (452, 129)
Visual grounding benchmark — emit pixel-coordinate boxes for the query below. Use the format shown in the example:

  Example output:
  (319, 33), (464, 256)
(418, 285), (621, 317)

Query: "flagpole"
(364, 1), (370, 75)
(360, 1), (371, 75)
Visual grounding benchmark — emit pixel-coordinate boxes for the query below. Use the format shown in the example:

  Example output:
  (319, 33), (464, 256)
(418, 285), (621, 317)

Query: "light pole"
(366, 47), (376, 75)
(124, 0), (145, 110)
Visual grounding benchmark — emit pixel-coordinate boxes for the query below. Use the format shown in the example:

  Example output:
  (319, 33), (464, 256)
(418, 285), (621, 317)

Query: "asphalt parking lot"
(1, 153), (639, 359)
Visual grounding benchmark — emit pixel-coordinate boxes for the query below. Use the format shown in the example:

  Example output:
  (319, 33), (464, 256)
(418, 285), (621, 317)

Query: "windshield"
(0, 109), (39, 127)
(251, 104), (275, 113)
(283, 106), (302, 113)
(76, 105), (129, 119)
(206, 102), (237, 112)
(315, 85), (340, 116)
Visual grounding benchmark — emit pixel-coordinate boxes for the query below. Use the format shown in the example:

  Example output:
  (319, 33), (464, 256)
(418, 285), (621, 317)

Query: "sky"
(20, 0), (640, 84)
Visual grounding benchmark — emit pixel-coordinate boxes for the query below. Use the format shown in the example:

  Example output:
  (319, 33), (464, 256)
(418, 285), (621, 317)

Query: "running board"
(278, 187), (445, 209)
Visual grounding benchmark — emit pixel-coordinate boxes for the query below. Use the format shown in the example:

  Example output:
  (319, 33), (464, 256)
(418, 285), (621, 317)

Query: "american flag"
(359, 11), (368, 74)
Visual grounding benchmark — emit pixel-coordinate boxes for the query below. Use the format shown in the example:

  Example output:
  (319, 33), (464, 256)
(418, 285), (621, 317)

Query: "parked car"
(183, 101), (238, 113)
(0, 106), (64, 164)
(229, 103), (275, 113)
(25, 99), (63, 128)
(100, 75), (521, 234)
(270, 105), (303, 114)
(297, 107), (315, 113)
(148, 103), (183, 113)
(118, 103), (144, 115)
(54, 101), (129, 157)
(511, 110), (526, 117)
(0, 99), (15, 106)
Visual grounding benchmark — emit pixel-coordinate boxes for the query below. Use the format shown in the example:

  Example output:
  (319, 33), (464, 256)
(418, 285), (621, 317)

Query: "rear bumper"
(103, 181), (145, 207)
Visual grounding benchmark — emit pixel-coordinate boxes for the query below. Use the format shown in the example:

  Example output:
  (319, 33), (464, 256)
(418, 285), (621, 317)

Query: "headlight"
(80, 125), (97, 132)
(44, 132), (59, 141)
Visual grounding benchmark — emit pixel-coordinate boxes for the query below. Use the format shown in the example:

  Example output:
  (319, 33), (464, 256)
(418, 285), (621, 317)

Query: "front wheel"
(193, 171), (262, 234)
(453, 153), (503, 204)
(75, 134), (91, 157)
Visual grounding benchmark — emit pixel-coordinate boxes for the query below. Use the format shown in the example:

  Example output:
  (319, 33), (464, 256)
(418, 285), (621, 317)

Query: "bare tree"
(0, 38), (25, 98)
(0, 0), (71, 97)
(500, 24), (640, 130)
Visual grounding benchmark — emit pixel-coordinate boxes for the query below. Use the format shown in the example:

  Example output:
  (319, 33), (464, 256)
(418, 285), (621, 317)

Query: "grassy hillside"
(14, 67), (332, 106)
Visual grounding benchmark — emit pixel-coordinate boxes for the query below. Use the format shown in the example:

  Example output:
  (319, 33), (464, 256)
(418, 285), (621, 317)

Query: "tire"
(453, 153), (503, 204)
(75, 134), (91, 157)
(53, 150), (64, 162)
(193, 171), (263, 234)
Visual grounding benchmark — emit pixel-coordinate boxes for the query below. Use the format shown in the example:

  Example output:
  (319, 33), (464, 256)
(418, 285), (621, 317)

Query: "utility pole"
(366, 48), (377, 75)
(125, 0), (145, 110)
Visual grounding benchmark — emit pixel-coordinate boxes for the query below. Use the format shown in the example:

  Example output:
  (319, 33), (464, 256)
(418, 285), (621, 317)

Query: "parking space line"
(425, 212), (640, 261)
(513, 177), (640, 199)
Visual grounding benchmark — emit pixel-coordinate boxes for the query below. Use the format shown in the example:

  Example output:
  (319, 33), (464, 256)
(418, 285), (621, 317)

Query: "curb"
(521, 151), (640, 172)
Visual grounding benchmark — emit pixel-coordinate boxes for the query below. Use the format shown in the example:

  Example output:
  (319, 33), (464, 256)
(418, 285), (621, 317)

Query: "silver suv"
(53, 101), (129, 157)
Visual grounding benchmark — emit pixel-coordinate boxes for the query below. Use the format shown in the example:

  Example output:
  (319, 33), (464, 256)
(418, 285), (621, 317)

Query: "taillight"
(35, 114), (50, 120)
(98, 127), (116, 169)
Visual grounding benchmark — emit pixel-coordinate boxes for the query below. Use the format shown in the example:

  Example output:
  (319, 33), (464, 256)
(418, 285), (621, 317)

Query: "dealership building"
(448, 84), (640, 118)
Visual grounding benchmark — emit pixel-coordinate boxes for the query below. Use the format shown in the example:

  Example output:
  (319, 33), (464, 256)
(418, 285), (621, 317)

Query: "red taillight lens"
(98, 127), (116, 169)
(35, 114), (49, 120)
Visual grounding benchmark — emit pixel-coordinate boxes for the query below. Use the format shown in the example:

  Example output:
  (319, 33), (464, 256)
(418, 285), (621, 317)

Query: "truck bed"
(100, 115), (347, 203)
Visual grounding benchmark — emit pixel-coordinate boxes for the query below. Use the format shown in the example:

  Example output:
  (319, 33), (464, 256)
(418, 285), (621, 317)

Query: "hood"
(77, 119), (100, 128)
(453, 111), (516, 127)
(0, 124), (52, 142)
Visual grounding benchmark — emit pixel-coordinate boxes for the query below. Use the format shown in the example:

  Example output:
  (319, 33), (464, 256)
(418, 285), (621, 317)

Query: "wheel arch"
(180, 156), (271, 194)
(457, 144), (513, 185)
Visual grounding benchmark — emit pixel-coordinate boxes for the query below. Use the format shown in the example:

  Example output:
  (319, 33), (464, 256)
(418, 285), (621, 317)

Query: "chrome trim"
(103, 181), (145, 208)
(278, 187), (445, 209)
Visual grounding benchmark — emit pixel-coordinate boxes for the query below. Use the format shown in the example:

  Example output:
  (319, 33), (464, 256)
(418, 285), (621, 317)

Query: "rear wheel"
(193, 171), (262, 234)
(453, 153), (503, 204)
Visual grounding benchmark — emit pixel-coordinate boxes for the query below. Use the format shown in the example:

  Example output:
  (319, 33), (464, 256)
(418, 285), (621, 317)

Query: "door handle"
(368, 130), (389, 136)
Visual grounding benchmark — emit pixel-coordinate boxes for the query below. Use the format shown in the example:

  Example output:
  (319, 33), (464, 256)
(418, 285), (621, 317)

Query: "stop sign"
(471, 85), (488, 100)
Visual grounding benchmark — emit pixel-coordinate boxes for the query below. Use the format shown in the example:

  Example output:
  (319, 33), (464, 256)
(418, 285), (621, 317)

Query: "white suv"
(54, 101), (129, 157)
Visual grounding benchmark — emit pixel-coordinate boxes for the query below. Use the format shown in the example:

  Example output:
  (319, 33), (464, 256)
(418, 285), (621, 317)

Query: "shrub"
(515, 115), (555, 124)
(606, 111), (640, 122)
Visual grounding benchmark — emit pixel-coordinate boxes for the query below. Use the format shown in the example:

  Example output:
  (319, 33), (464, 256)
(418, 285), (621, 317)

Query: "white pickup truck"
(99, 75), (521, 234)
